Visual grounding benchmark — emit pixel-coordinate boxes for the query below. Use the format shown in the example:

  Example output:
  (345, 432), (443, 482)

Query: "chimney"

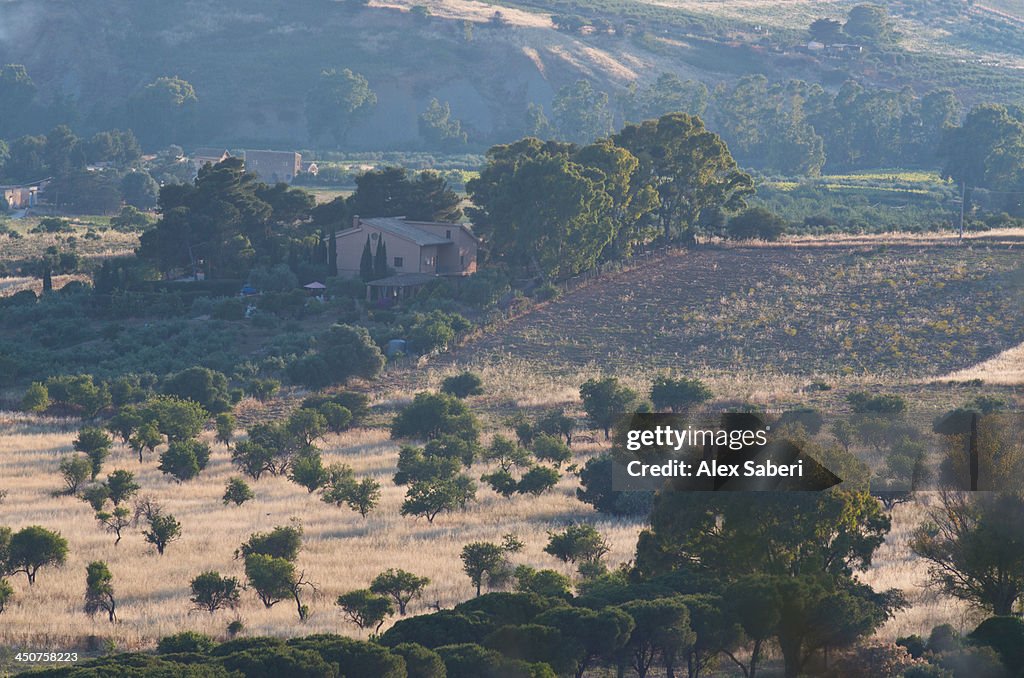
(353, 215), (360, 229)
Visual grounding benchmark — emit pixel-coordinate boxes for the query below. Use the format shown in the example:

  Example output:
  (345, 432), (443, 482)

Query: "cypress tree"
(360, 235), (374, 282)
(328, 230), (338, 277)
(374, 237), (388, 279)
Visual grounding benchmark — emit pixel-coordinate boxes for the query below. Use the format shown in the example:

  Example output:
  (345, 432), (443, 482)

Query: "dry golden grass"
(0, 410), (641, 651)
(942, 340), (1024, 385)
(0, 369), (983, 654)
(859, 499), (978, 641)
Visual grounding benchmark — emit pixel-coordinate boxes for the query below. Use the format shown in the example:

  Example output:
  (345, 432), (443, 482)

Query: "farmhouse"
(335, 216), (478, 296)
(191, 147), (231, 172)
(1, 184), (40, 209)
(244, 150), (302, 183)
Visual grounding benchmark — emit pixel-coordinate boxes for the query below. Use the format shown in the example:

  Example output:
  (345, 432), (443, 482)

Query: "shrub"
(237, 525), (303, 562)
(143, 513), (182, 555)
(223, 477), (255, 506)
(336, 589), (394, 632)
(80, 484), (111, 511)
(21, 382), (49, 412)
(319, 403), (353, 433)
(532, 283), (561, 301)
(158, 439), (212, 481)
(726, 207), (787, 241)
(441, 371), (484, 398)
(157, 631), (217, 654)
(391, 392), (481, 444)
(650, 376), (712, 413)
(247, 378), (280, 402)
(380, 611), (492, 649)
(286, 636), (407, 678)
(579, 377), (639, 439)
(106, 470), (140, 506)
(848, 392), (907, 414)
(516, 466), (560, 496)
(577, 453), (654, 516)
(73, 427), (113, 480)
(531, 434), (571, 467)
(968, 616), (1024, 670)
(390, 643), (446, 678)
(59, 454), (93, 494)
(162, 367), (232, 414)
(190, 572), (242, 613)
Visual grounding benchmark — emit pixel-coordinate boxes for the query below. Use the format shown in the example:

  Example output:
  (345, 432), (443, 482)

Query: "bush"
(223, 477), (255, 506)
(441, 371), (484, 398)
(162, 367), (232, 414)
(218, 646), (336, 678)
(391, 392), (481, 444)
(287, 635), (406, 678)
(650, 376), (712, 413)
(21, 382), (49, 412)
(301, 391), (370, 424)
(577, 453), (654, 516)
(531, 434), (570, 467)
(158, 440), (212, 482)
(516, 466), (560, 496)
(212, 297), (246, 321)
(848, 392), (907, 414)
(157, 631), (217, 655)
(725, 207), (787, 241)
(380, 610), (492, 648)
(968, 616), (1024, 670)
(390, 643), (447, 678)
(319, 403), (353, 433)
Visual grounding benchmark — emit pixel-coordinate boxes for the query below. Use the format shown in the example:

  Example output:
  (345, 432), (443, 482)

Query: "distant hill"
(0, 0), (1022, 151)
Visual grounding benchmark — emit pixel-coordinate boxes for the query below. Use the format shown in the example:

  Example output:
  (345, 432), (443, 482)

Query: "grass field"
(0, 406), (639, 654)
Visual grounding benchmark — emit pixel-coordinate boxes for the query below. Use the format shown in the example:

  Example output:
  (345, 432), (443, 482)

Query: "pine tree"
(359, 235), (374, 282)
(328, 230), (338, 277)
(374, 237), (388, 279)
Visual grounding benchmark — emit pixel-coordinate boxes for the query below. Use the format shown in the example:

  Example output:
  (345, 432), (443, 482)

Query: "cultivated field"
(455, 233), (1024, 382)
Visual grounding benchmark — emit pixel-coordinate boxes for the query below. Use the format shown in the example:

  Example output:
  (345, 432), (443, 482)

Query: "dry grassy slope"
(0, 408), (642, 650)
(0, 365), (985, 653)
(448, 235), (1024, 385)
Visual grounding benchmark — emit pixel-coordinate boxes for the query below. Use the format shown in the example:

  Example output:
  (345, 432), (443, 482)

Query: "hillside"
(449, 232), (1024, 382)
(1, 0), (1023, 150)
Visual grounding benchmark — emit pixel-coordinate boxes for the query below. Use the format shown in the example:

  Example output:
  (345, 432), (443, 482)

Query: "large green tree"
(939, 104), (1024, 213)
(0, 64), (37, 138)
(305, 68), (377, 146)
(126, 76), (198, 149)
(348, 166), (462, 222)
(613, 113), (753, 244)
(552, 80), (614, 143)
(467, 142), (614, 278)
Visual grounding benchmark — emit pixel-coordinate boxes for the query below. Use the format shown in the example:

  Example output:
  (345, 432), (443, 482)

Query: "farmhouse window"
(394, 257), (404, 268)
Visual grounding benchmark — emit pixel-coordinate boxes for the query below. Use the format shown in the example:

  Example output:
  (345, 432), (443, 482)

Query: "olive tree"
(190, 571), (242, 613)
(337, 589), (394, 632)
(7, 526), (69, 585)
(371, 569), (431, 616)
